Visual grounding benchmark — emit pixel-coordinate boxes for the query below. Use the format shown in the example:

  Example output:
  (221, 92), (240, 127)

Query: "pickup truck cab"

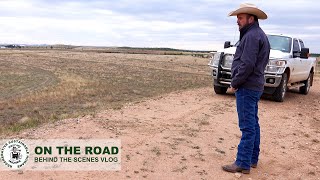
(208, 34), (317, 102)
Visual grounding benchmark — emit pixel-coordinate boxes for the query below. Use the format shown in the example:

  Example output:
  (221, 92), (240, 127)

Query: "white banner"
(0, 139), (121, 171)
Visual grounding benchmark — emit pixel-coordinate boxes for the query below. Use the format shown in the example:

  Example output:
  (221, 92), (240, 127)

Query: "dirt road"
(1, 77), (320, 180)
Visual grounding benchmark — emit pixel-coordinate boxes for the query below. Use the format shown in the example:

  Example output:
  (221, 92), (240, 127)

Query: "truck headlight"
(208, 52), (221, 67)
(265, 60), (286, 73)
(222, 54), (234, 69)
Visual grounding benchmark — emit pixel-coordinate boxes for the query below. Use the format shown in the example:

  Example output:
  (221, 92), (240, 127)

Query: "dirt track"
(1, 77), (320, 179)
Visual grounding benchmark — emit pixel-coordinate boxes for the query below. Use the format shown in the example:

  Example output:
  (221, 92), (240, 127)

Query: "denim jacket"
(231, 22), (270, 92)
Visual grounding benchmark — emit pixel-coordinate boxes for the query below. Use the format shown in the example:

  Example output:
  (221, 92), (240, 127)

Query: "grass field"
(0, 49), (211, 134)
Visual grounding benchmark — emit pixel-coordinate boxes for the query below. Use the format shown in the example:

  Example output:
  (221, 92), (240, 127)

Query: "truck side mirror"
(300, 48), (309, 59)
(224, 41), (231, 49)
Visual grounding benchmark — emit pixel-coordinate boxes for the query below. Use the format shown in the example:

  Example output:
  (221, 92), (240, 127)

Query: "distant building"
(4, 45), (21, 48)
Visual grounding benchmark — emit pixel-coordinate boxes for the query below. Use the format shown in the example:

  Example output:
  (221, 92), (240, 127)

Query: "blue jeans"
(235, 88), (263, 170)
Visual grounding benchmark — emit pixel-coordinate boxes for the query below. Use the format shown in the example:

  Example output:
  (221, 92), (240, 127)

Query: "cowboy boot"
(222, 163), (250, 174)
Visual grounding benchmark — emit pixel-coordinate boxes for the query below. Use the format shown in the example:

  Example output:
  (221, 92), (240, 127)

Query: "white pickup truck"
(208, 34), (317, 102)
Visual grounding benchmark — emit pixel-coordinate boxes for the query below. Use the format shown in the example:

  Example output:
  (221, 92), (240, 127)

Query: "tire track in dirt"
(0, 60), (59, 100)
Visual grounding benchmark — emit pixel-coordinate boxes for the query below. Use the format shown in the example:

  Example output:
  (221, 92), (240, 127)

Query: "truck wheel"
(272, 73), (288, 102)
(299, 72), (313, 95)
(213, 80), (227, 94)
(214, 85), (228, 94)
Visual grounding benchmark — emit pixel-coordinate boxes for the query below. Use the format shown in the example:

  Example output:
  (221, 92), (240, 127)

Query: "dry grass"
(0, 49), (211, 134)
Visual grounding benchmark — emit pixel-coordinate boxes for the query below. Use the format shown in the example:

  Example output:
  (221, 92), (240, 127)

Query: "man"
(222, 3), (270, 174)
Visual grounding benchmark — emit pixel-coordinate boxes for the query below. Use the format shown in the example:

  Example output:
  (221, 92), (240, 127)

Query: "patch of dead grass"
(0, 49), (211, 134)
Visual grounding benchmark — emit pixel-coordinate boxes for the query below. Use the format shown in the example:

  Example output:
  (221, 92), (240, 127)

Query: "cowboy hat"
(228, 3), (267, 20)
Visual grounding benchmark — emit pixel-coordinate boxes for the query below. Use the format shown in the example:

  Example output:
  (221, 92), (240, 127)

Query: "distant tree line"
(310, 53), (320, 57)
(2, 44), (22, 48)
(118, 46), (212, 53)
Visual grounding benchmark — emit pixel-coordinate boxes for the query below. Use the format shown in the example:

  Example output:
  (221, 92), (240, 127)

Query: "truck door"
(292, 38), (305, 81)
(289, 38), (301, 82)
(298, 39), (311, 80)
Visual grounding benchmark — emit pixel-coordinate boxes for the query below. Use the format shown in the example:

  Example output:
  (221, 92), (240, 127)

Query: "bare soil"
(1, 79), (319, 179)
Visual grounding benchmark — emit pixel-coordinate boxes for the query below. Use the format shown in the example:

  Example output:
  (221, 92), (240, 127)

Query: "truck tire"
(299, 72), (313, 95)
(213, 80), (228, 94)
(272, 73), (288, 102)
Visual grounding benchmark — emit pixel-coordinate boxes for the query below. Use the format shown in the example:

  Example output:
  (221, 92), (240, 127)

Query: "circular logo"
(1, 140), (29, 169)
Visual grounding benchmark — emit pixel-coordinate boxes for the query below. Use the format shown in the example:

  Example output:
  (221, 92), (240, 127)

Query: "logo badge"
(1, 140), (29, 169)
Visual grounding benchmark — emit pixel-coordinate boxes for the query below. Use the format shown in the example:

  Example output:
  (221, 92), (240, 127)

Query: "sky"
(0, 0), (319, 53)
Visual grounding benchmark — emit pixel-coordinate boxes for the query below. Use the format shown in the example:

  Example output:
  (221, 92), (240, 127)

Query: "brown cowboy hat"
(228, 3), (267, 20)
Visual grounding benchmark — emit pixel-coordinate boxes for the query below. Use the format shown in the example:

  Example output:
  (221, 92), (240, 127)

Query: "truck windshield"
(267, 35), (292, 53)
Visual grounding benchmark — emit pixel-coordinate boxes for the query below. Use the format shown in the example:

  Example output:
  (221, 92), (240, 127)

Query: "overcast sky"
(0, 0), (319, 52)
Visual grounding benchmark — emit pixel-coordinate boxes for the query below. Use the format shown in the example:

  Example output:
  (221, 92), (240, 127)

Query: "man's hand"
(230, 86), (238, 93)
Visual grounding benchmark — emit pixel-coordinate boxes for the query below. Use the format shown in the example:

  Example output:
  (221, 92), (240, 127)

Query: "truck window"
(293, 39), (300, 52)
(299, 39), (305, 48)
(234, 41), (240, 47)
(267, 35), (291, 53)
